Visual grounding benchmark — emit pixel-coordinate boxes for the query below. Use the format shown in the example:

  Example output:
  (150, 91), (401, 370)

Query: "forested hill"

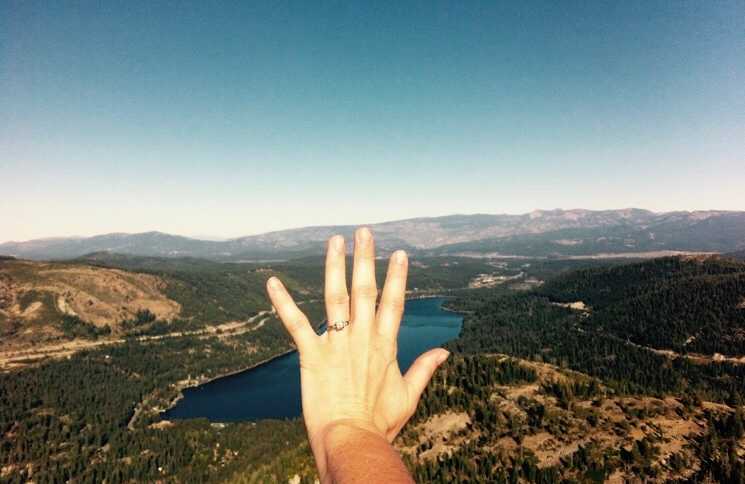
(447, 256), (745, 402)
(3, 254), (745, 482)
(539, 256), (745, 357)
(405, 256), (745, 482)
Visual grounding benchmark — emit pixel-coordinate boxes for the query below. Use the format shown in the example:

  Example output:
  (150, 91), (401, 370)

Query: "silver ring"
(328, 320), (350, 332)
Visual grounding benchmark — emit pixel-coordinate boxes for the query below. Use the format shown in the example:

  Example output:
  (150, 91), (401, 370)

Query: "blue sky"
(1, 1), (743, 241)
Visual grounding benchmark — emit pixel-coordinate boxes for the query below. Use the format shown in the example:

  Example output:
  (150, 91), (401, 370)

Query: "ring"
(328, 320), (350, 332)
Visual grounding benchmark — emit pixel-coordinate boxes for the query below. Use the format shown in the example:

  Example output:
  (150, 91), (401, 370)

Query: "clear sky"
(1, 1), (743, 242)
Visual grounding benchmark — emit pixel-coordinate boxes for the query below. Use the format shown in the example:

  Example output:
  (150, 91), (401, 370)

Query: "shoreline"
(191, 347), (298, 388)
(156, 347), (298, 424)
(156, 294), (465, 423)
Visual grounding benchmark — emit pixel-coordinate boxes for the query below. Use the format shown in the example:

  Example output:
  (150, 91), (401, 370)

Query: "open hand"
(266, 227), (449, 478)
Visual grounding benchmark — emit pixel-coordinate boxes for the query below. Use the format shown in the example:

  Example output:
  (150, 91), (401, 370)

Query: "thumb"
(403, 348), (450, 402)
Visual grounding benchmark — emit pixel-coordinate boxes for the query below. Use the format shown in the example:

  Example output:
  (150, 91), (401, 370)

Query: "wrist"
(315, 419), (413, 484)
(312, 419), (385, 481)
(322, 418), (385, 445)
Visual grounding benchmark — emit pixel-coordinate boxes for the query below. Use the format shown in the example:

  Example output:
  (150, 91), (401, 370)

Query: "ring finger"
(324, 235), (350, 338)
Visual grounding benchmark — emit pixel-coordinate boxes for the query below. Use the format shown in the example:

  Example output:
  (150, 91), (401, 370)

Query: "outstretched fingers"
(377, 250), (408, 339)
(267, 277), (317, 353)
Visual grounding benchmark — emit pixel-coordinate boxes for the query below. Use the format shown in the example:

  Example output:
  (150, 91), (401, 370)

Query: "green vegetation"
(78, 254), (282, 325)
(410, 355), (538, 422)
(0, 327), (301, 483)
(689, 410), (745, 482)
(60, 314), (111, 339)
(15, 289), (63, 326)
(77, 253), (504, 327)
(4, 254), (745, 482)
(399, 354), (708, 483)
(447, 257), (745, 403)
(0, 253), (334, 483)
(399, 256), (745, 481)
(541, 256), (745, 356)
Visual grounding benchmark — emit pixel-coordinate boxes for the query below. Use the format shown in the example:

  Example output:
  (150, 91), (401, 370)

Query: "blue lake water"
(162, 297), (462, 422)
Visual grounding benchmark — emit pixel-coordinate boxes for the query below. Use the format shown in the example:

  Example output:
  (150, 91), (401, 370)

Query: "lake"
(162, 297), (462, 422)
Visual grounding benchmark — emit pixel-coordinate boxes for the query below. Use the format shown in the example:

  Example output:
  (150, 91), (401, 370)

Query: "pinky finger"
(266, 277), (317, 353)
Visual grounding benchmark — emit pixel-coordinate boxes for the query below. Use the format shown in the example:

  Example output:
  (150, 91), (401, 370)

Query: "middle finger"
(351, 227), (377, 326)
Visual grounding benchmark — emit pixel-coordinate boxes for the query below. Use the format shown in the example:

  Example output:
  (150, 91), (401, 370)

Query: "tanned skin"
(267, 228), (449, 483)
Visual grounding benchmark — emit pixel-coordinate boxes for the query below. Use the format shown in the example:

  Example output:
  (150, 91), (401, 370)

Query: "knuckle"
(325, 293), (350, 306)
(386, 296), (405, 312)
(285, 315), (307, 332)
(353, 284), (378, 299)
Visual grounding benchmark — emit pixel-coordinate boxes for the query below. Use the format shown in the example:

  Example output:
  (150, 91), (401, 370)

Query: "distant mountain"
(0, 231), (226, 261)
(432, 211), (745, 257)
(2, 209), (744, 261)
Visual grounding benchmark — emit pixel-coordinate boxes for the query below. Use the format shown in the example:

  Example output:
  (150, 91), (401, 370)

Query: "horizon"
(4, 3), (745, 481)
(2, 1), (743, 242)
(1, 206), (742, 244)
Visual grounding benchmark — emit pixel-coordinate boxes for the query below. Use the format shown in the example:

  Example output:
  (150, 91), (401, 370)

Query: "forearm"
(318, 421), (414, 484)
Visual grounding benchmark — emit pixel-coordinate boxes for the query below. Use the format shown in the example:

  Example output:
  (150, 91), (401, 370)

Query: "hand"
(266, 227), (449, 479)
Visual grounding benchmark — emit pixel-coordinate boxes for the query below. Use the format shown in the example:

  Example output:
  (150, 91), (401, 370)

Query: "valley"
(1, 250), (745, 482)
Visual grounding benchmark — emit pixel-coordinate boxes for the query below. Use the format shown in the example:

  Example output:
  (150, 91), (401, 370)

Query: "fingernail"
(331, 235), (344, 251)
(267, 277), (281, 289)
(394, 250), (407, 265)
(437, 350), (450, 364)
(356, 227), (372, 244)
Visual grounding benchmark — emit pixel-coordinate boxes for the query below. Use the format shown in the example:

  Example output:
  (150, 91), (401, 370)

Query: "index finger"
(266, 277), (317, 353)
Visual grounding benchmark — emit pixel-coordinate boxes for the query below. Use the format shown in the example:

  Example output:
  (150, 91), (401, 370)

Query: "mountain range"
(2, 209), (745, 261)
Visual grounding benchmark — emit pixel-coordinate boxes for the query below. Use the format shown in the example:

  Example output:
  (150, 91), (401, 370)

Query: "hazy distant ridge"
(2, 209), (744, 261)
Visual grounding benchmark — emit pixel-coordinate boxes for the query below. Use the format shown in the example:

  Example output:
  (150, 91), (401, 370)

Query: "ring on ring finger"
(328, 320), (350, 332)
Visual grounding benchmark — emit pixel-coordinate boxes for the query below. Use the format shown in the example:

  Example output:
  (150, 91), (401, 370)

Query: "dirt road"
(0, 309), (275, 370)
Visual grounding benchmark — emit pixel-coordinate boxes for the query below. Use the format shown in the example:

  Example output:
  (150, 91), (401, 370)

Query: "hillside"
(0, 258), (181, 349)
(398, 355), (744, 482)
(2, 209), (744, 261)
(0, 252), (504, 369)
(75, 251), (517, 308)
(540, 256), (745, 357)
(76, 253), (282, 326)
(0, 255), (290, 371)
(398, 256), (745, 482)
(2, 255), (745, 482)
(448, 257), (745, 401)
